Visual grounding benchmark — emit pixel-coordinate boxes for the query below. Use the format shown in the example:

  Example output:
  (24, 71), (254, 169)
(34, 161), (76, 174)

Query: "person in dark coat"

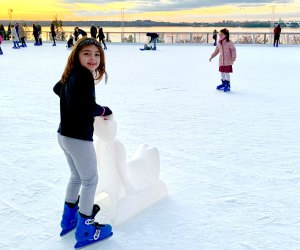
(90, 25), (97, 39)
(146, 32), (159, 50)
(274, 24), (281, 47)
(74, 27), (87, 41)
(36, 22), (42, 45)
(97, 27), (107, 49)
(67, 34), (74, 48)
(51, 23), (56, 46)
(33, 23), (39, 45)
(213, 30), (218, 46)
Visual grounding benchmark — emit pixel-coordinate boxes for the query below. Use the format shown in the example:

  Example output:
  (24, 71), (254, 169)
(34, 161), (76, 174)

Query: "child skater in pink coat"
(209, 28), (236, 92)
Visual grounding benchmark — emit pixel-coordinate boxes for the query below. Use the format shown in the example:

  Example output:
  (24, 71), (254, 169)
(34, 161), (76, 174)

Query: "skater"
(11, 24), (20, 49)
(97, 27), (107, 49)
(0, 24), (5, 40)
(36, 22), (42, 45)
(274, 24), (281, 47)
(209, 28), (236, 92)
(0, 33), (3, 55)
(51, 23), (56, 46)
(17, 23), (27, 47)
(74, 27), (87, 41)
(32, 23), (39, 45)
(53, 37), (113, 248)
(146, 32), (158, 50)
(213, 29), (218, 46)
(90, 24), (97, 39)
(66, 34), (74, 48)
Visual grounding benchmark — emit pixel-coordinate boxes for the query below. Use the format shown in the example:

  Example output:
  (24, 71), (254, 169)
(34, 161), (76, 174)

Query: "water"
(27, 26), (300, 33)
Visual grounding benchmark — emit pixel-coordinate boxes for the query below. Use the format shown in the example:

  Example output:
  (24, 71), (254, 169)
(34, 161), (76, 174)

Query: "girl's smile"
(78, 45), (101, 72)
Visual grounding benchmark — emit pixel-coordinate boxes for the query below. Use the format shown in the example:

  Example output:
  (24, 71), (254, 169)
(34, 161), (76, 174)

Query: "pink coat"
(211, 40), (237, 66)
(0, 34), (3, 43)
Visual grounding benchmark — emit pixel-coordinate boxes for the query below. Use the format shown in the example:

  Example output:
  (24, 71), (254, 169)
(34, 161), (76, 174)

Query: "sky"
(0, 0), (299, 22)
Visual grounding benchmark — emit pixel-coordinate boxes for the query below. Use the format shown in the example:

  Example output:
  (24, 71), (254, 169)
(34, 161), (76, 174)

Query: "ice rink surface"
(0, 41), (300, 250)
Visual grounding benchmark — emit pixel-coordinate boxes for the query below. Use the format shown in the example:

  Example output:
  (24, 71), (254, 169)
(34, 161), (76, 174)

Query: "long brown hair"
(220, 28), (230, 42)
(61, 37), (107, 84)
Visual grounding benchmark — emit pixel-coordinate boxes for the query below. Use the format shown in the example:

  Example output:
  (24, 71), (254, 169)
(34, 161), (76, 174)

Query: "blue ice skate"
(74, 205), (113, 249)
(0, 49), (3, 55)
(216, 79), (226, 90)
(60, 198), (79, 236)
(224, 81), (231, 92)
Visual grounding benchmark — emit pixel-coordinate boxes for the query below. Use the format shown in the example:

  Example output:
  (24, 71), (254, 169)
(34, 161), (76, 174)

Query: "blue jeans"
(153, 38), (157, 48)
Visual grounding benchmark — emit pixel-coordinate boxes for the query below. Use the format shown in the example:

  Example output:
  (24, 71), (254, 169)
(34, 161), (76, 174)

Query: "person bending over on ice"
(209, 28), (236, 92)
(146, 32), (158, 50)
(74, 27), (87, 41)
(53, 37), (113, 248)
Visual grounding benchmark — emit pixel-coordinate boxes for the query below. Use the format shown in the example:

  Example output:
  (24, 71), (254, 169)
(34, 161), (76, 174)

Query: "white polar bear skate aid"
(94, 115), (168, 227)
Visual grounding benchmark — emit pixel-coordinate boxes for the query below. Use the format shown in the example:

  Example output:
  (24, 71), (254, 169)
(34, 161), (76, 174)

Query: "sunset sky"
(0, 0), (299, 22)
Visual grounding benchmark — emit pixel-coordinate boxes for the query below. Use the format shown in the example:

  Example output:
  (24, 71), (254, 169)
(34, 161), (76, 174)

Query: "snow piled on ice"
(0, 41), (300, 250)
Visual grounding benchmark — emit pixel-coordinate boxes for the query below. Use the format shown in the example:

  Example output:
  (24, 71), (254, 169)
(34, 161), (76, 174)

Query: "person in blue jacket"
(53, 37), (113, 248)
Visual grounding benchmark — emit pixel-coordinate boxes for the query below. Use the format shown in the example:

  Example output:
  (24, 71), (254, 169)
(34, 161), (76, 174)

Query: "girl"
(209, 28), (236, 92)
(53, 37), (113, 248)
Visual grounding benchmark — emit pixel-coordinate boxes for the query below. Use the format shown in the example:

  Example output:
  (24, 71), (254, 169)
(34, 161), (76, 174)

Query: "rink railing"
(2, 30), (300, 45)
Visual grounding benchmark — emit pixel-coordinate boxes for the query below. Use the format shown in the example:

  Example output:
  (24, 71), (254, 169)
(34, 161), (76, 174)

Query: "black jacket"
(97, 29), (105, 40)
(90, 26), (97, 38)
(51, 24), (56, 37)
(74, 29), (87, 41)
(146, 33), (158, 43)
(53, 67), (108, 141)
(33, 25), (38, 37)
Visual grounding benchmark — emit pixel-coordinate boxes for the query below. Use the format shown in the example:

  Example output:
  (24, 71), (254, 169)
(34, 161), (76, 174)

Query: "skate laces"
(94, 228), (101, 240)
(84, 218), (95, 225)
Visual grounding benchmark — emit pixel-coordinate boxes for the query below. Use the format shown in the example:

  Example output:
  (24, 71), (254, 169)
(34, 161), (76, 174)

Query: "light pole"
(8, 9), (13, 23)
(121, 8), (125, 42)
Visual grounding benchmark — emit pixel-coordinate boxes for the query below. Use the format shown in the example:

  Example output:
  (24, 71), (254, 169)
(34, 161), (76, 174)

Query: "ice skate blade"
(74, 232), (113, 249)
(60, 226), (76, 237)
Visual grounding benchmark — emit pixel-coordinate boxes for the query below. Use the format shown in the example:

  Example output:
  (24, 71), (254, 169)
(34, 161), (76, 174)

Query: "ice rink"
(0, 41), (300, 250)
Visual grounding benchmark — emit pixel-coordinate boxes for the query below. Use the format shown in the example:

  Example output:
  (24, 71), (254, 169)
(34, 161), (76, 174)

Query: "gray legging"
(58, 134), (98, 216)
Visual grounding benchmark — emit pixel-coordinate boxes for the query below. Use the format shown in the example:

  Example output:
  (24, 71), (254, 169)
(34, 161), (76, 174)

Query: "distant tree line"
(0, 20), (288, 29)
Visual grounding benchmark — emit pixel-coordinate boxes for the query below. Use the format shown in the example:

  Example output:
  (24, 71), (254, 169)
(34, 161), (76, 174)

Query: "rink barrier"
(4, 30), (300, 45)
